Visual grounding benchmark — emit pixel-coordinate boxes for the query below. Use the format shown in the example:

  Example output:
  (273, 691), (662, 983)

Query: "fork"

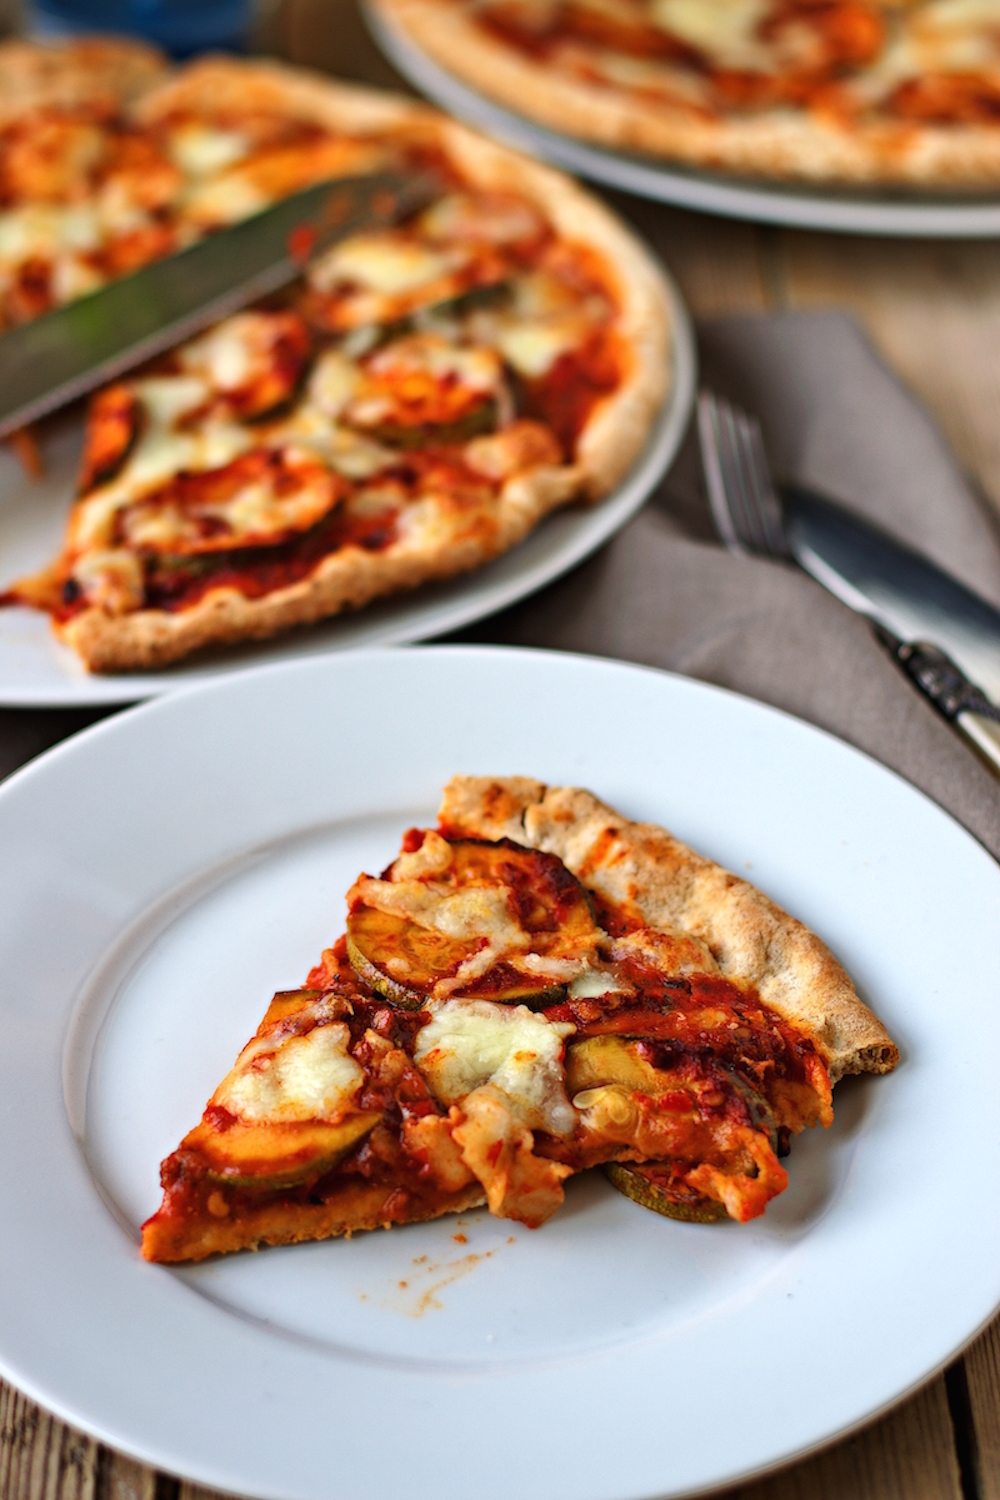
(696, 388), (1000, 778)
(696, 390), (790, 560)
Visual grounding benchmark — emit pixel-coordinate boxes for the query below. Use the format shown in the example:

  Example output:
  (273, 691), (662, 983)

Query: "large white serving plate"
(0, 272), (693, 707)
(0, 646), (998, 1500)
(368, 1), (1000, 238)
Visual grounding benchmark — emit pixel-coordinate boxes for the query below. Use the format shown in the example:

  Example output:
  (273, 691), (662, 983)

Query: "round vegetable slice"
(603, 1162), (727, 1224)
(346, 836), (601, 1008)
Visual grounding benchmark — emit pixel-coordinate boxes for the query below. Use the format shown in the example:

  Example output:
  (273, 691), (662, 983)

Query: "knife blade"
(781, 482), (1000, 706)
(0, 168), (434, 440)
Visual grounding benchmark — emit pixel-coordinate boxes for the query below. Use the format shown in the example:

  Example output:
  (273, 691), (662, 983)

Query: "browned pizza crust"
(53, 58), (670, 672)
(438, 777), (898, 1082)
(375, 0), (1000, 190)
(141, 1178), (486, 1263)
(0, 36), (167, 122)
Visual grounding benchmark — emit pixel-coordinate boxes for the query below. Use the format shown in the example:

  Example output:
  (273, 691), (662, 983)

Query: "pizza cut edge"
(20, 58), (672, 674)
(140, 775), (897, 1264)
(374, 0), (1000, 190)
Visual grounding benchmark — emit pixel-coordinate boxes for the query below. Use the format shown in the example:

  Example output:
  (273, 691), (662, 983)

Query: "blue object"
(27, 0), (251, 56)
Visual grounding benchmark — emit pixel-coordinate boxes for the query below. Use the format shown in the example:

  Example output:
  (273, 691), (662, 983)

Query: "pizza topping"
(414, 999), (577, 1133)
(416, 190), (549, 251)
(414, 999), (577, 1224)
(116, 449), (347, 556)
(215, 1019), (364, 1124)
(343, 333), (508, 443)
(566, 1033), (789, 1221)
(346, 836), (602, 1004)
(177, 310), (311, 419)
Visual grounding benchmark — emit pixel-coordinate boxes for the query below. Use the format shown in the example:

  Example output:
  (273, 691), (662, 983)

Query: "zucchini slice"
(190, 1111), (380, 1191)
(604, 1162), (727, 1224)
(347, 837), (600, 1008)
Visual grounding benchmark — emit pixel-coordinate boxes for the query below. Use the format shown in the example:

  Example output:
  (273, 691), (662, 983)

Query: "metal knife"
(782, 483), (1000, 774)
(0, 168), (434, 440)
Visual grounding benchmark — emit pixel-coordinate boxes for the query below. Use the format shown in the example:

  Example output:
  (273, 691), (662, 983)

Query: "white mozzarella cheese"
(310, 233), (456, 296)
(167, 123), (251, 178)
(216, 1022), (363, 1124)
(650, 0), (771, 68)
(414, 1000), (577, 1135)
(74, 376), (251, 548)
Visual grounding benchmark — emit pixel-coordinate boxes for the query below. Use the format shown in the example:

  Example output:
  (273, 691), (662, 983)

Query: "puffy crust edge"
(140, 1178), (486, 1262)
(58, 57), (670, 671)
(438, 776), (899, 1083)
(376, 0), (1000, 190)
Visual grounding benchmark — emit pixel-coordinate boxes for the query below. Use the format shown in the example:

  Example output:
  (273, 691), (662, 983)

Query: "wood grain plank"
(0, 1381), (99, 1500)
(97, 1451), (159, 1500)
(966, 1319), (1000, 1500)
(721, 1376), (964, 1500)
(773, 230), (1000, 520)
(615, 201), (775, 319)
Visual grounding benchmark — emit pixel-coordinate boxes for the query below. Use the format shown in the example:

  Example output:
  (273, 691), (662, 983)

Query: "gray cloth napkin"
(465, 310), (1000, 860)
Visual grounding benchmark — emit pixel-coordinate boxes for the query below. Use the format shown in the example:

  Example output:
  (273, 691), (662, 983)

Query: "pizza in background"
(374, 0), (1000, 187)
(0, 54), (670, 671)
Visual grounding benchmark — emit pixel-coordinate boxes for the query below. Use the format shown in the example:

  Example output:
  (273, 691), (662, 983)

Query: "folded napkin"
(464, 310), (1000, 861)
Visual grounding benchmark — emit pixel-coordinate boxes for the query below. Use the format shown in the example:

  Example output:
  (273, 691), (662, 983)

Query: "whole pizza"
(373, 0), (1000, 187)
(0, 45), (671, 671)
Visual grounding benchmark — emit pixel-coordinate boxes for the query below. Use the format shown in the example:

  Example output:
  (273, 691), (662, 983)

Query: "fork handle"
(891, 639), (1000, 780)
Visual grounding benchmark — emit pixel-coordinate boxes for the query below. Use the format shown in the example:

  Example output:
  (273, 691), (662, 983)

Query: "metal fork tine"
(697, 389), (791, 560)
(697, 391), (752, 555)
(736, 411), (791, 559)
(721, 401), (769, 554)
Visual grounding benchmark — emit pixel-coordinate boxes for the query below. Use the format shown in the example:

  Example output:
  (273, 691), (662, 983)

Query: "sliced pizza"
(141, 776), (897, 1263)
(1, 61), (669, 672)
(374, 0), (1000, 188)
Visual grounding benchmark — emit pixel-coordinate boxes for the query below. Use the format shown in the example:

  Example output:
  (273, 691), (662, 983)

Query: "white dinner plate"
(1, 645), (998, 1500)
(368, 1), (1000, 239)
(0, 272), (693, 708)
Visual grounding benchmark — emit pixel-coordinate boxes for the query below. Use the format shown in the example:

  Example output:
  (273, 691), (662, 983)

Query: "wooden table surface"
(2, 4), (999, 1497)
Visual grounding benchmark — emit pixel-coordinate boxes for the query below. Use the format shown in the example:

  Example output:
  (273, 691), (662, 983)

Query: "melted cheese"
(495, 321), (582, 378)
(357, 875), (528, 948)
(73, 376), (251, 548)
(310, 233), (456, 296)
(180, 315), (260, 392)
(414, 1000), (577, 1135)
(216, 1022), (362, 1124)
(651, 0), (771, 67)
(167, 123), (250, 178)
(182, 172), (268, 227)
(0, 202), (102, 265)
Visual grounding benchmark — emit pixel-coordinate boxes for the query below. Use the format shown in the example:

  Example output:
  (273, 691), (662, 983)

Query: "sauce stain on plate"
(359, 1221), (515, 1317)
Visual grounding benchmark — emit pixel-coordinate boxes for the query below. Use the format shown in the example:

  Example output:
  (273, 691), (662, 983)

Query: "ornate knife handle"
(894, 641), (1000, 723)
(890, 639), (1000, 779)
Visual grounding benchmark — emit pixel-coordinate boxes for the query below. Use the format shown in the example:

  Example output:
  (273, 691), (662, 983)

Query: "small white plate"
(0, 271), (693, 708)
(368, 1), (1000, 239)
(0, 645), (998, 1500)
